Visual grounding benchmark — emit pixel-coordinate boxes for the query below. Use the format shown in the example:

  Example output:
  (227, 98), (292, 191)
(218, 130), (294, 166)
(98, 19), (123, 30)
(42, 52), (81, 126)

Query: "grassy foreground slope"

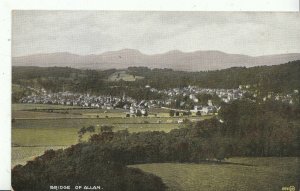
(132, 157), (299, 191)
(12, 146), (66, 167)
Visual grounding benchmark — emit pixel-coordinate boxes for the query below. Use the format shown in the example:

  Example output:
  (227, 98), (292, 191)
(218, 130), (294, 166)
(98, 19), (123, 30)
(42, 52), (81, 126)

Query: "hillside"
(11, 61), (300, 104)
(127, 61), (300, 93)
(12, 49), (300, 71)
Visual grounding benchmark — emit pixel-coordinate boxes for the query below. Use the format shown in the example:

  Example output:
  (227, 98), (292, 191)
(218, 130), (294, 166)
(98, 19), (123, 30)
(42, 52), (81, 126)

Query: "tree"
(136, 110), (142, 117)
(77, 127), (87, 142)
(86, 125), (95, 133)
(144, 110), (149, 117)
(169, 110), (175, 117)
(78, 126), (95, 142)
(100, 125), (113, 133)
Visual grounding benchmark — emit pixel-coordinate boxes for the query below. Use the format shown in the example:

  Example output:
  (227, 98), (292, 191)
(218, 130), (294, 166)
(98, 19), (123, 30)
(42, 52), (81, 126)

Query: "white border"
(4, 0), (300, 11)
(0, 1), (11, 190)
(0, 0), (299, 190)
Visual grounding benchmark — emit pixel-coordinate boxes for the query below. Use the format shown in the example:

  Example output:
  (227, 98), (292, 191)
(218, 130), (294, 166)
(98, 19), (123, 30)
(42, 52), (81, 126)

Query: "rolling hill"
(12, 49), (300, 71)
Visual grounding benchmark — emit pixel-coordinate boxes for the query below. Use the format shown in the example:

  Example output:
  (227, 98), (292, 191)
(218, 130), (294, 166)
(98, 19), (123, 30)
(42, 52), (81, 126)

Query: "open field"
(12, 103), (82, 111)
(12, 108), (129, 119)
(13, 127), (84, 146)
(11, 103), (199, 130)
(12, 103), (211, 119)
(12, 110), (81, 119)
(12, 146), (66, 167)
(12, 124), (177, 167)
(12, 117), (200, 128)
(131, 157), (299, 191)
(108, 71), (144, 81)
(12, 110), (189, 119)
(12, 125), (177, 146)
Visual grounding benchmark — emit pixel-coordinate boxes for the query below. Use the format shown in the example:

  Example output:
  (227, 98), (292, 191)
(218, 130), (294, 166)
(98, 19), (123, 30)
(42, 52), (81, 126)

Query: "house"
(208, 100), (213, 106)
(200, 106), (216, 115)
(190, 105), (202, 116)
(177, 119), (184, 123)
(189, 94), (199, 103)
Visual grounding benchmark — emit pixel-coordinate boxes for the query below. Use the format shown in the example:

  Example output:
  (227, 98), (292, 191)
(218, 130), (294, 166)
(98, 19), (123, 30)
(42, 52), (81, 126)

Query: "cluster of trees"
(12, 66), (115, 94)
(197, 94), (222, 105)
(12, 144), (166, 191)
(169, 109), (192, 117)
(12, 84), (33, 103)
(218, 99), (299, 156)
(127, 61), (300, 93)
(12, 61), (300, 103)
(77, 125), (95, 142)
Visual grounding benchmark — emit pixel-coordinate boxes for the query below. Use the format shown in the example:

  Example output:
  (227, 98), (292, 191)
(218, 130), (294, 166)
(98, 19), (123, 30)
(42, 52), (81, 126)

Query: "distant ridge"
(12, 49), (300, 71)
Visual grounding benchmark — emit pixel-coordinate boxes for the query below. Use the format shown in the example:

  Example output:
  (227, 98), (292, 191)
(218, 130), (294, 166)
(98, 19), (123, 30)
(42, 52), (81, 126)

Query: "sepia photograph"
(10, 10), (300, 191)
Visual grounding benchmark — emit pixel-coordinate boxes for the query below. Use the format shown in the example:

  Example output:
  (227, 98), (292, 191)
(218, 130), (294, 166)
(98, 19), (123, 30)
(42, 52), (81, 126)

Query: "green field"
(12, 146), (66, 167)
(12, 110), (82, 119)
(12, 124), (178, 166)
(13, 127), (83, 146)
(12, 104), (208, 119)
(12, 103), (82, 111)
(131, 157), (299, 191)
(12, 124), (178, 146)
(12, 117), (196, 127)
(12, 103), (207, 147)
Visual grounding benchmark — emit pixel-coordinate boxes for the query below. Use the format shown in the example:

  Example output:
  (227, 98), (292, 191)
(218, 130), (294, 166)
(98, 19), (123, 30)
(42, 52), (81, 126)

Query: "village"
(18, 85), (299, 118)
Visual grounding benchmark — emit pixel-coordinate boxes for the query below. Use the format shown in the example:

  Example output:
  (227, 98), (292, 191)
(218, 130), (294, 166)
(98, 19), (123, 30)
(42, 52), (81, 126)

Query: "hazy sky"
(12, 11), (300, 57)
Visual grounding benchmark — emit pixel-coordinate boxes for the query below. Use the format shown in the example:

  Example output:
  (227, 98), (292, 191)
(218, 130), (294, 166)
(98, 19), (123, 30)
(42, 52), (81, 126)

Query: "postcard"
(1, 1), (300, 190)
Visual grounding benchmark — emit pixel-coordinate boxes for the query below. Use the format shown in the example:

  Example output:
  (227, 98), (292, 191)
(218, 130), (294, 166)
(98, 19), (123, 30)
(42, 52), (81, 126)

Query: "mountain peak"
(119, 48), (142, 53)
(165, 50), (184, 54)
(102, 49), (143, 56)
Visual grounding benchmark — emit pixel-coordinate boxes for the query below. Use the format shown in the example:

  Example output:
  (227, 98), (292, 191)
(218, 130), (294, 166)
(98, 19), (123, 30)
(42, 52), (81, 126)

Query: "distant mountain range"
(12, 49), (300, 71)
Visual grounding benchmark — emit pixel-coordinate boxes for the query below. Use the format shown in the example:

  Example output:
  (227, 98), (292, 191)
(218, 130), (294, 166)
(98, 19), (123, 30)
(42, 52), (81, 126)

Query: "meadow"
(131, 157), (299, 191)
(12, 104), (207, 119)
(12, 146), (66, 167)
(12, 124), (178, 146)
(12, 103), (82, 111)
